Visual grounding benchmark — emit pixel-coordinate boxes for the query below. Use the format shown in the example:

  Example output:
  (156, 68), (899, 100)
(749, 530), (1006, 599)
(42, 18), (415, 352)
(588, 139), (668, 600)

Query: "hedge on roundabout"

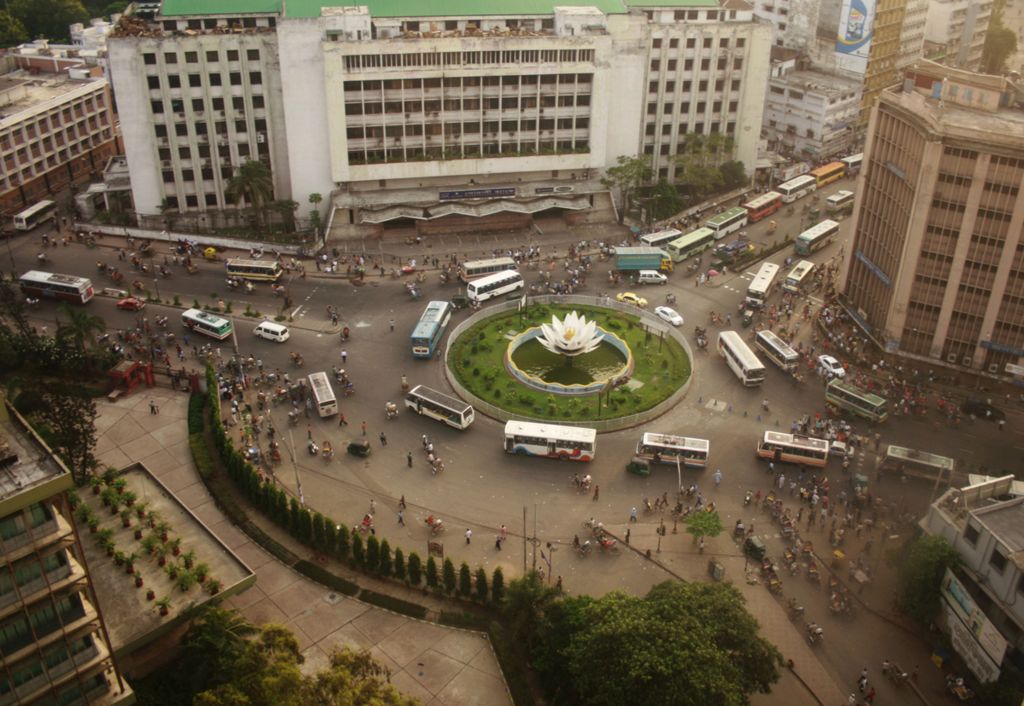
(449, 303), (690, 421)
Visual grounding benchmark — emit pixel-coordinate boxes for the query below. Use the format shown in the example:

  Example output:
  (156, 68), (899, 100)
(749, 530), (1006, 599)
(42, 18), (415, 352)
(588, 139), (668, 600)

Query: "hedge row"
(292, 560), (359, 596)
(358, 589), (428, 619)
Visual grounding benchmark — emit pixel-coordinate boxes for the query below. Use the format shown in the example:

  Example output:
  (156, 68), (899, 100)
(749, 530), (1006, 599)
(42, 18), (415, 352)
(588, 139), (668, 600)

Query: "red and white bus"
(743, 191), (783, 222)
(19, 271), (94, 304)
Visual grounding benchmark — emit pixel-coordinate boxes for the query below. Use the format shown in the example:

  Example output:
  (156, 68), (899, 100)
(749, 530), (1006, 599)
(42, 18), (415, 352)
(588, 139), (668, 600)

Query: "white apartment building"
(896, 0), (928, 69)
(107, 0), (770, 234)
(749, 0), (820, 50)
(925, 0), (993, 71)
(762, 65), (860, 160)
(922, 476), (1024, 681)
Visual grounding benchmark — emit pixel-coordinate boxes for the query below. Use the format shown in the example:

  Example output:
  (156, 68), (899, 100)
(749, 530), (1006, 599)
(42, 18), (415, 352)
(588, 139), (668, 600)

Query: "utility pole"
(286, 427), (303, 506)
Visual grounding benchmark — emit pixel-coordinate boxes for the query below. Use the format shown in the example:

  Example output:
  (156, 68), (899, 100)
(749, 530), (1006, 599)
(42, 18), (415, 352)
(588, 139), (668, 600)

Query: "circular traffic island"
(447, 298), (692, 427)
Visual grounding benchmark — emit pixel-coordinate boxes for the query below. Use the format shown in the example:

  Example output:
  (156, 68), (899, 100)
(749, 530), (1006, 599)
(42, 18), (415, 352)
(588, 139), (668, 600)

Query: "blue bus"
(411, 300), (453, 358)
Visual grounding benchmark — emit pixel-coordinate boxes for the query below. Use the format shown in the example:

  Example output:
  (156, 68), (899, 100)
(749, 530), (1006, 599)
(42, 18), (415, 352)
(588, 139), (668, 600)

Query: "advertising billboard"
(940, 569), (1007, 683)
(834, 0), (876, 75)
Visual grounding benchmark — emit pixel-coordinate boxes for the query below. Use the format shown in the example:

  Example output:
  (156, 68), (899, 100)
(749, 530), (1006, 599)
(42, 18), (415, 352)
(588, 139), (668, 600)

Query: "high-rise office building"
(107, 0), (771, 233)
(0, 399), (128, 704)
(854, 0), (908, 129)
(925, 0), (994, 72)
(840, 61), (1024, 374)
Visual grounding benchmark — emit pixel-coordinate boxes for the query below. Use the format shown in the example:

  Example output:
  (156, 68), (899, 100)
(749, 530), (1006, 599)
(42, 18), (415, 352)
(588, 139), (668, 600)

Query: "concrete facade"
(0, 71), (118, 218)
(107, 1), (770, 230)
(896, 0), (928, 69)
(840, 61), (1024, 374)
(762, 68), (861, 160)
(925, 0), (994, 71)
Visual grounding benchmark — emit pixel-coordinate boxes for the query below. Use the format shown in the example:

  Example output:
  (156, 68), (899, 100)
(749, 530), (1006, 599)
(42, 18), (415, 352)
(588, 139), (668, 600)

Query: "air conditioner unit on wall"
(962, 356), (972, 366)
(988, 364), (999, 373)
(947, 354), (957, 363)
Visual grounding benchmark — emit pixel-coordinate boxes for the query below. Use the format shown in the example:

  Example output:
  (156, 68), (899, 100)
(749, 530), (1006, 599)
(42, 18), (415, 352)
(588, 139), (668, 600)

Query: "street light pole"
(286, 427), (303, 506)
(153, 278), (160, 302)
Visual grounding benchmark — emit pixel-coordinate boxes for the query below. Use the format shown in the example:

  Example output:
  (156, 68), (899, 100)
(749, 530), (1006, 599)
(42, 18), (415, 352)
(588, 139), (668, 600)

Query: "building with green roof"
(108, 0), (770, 239)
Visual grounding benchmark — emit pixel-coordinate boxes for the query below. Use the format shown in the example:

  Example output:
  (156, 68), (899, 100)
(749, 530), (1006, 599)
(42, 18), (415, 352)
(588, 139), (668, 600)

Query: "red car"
(116, 297), (145, 311)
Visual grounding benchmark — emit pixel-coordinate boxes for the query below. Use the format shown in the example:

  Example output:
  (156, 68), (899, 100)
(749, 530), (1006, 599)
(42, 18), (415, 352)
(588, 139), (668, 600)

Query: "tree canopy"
(893, 534), (961, 625)
(684, 508), (724, 540)
(532, 580), (781, 706)
(601, 155), (653, 223)
(136, 606), (416, 706)
(0, 11), (29, 47)
(8, 0), (88, 42)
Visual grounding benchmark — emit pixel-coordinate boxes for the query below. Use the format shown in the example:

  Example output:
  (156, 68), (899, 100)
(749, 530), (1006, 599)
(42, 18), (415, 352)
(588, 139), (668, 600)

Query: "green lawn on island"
(449, 304), (690, 421)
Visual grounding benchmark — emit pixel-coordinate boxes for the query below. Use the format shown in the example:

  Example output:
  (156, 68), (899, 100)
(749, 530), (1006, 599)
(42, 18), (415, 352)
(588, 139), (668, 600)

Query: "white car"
(654, 306), (683, 326)
(828, 440), (854, 459)
(817, 354), (846, 379)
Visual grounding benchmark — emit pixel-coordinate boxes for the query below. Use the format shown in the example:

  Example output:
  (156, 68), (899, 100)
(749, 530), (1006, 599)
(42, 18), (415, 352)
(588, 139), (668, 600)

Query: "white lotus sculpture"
(537, 311), (604, 357)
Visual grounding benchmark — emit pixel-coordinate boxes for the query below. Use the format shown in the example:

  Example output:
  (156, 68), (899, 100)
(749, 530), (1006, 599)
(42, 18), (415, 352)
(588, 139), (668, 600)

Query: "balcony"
(0, 637), (105, 706)
(0, 555), (80, 619)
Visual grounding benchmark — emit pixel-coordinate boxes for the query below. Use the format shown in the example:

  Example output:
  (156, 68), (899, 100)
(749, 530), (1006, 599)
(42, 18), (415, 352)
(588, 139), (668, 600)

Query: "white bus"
(841, 153), (863, 172)
(459, 257), (517, 282)
(782, 260), (815, 294)
(405, 385), (475, 429)
(717, 330), (766, 386)
(776, 174), (817, 203)
(19, 271), (94, 304)
(756, 431), (829, 467)
(825, 190), (855, 215)
(13, 200), (57, 230)
(704, 207), (748, 239)
(639, 228), (684, 249)
(466, 269), (524, 302)
(880, 445), (955, 483)
(503, 420), (596, 462)
(754, 330), (799, 372)
(181, 309), (233, 340)
(635, 432), (710, 468)
(225, 259), (283, 282)
(745, 261), (780, 308)
(307, 372), (338, 417)
(794, 220), (840, 256)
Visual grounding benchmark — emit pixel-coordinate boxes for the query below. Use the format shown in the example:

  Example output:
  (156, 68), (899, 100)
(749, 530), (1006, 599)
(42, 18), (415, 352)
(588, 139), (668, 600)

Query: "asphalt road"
(8, 187), (1021, 704)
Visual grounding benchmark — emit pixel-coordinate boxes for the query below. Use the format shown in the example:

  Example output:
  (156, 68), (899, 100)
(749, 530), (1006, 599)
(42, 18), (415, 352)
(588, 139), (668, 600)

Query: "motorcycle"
(385, 401), (398, 420)
(743, 490), (753, 506)
(25, 297), (39, 307)
(290, 352), (304, 367)
(806, 622), (824, 646)
(307, 440), (319, 456)
(37, 252), (47, 263)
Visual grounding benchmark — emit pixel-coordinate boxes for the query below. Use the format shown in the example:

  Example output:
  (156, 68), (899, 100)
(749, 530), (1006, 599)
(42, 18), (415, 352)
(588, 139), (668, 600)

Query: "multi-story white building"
(0, 68), (118, 219)
(925, 0), (993, 71)
(762, 64), (861, 160)
(921, 475), (1023, 681)
(749, 0), (820, 50)
(896, 0), (928, 69)
(107, 0), (771, 235)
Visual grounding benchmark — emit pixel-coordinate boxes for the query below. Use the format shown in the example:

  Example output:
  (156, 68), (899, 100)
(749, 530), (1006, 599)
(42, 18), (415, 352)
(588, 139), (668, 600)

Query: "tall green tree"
(308, 192), (323, 234)
(982, 25), (1018, 75)
(684, 509), (724, 541)
(33, 389), (98, 484)
(0, 11), (29, 47)
(650, 178), (684, 221)
(601, 155), (653, 223)
(536, 581), (781, 706)
(56, 302), (106, 352)
(9, 0), (87, 41)
(893, 534), (961, 625)
(226, 160), (274, 227)
(501, 570), (560, 651)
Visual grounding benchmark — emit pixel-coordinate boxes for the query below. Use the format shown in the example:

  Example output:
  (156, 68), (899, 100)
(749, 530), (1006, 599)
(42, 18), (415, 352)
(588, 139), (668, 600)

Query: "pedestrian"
(341, 350), (348, 364)
(500, 524), (508, 541)
(625, 528), (631, 544)
(399, 495), (406, 509)
(713, 468), (722, 486)
(361, 420), (367, 436)
(397, 509), (405, 525)
(369, 499), (376, 515)
(999, 419), (1006, 432)
(768, 461), (774, 475)
(630, 507), (638, 522)
(847, 694), (857, 706)
(149, 400), (158, 414)
(379, 431), (387, 446)
(465, 528), (472, 544)
(389, 318), (395, 332)
(556, 575), (563, 591)
(495, 535), (502, 550)
(338, 412), (348, 427)
(307, 425), (312, 440)
(865, 686), (875, 704)
(407, 451), (413, 468)
(593, 484), (600, 501)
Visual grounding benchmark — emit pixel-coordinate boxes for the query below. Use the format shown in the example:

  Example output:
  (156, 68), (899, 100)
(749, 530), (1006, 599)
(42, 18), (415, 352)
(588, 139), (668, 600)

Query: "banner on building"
(834, 0), (875, 75)
(940, 569), (1007, 682)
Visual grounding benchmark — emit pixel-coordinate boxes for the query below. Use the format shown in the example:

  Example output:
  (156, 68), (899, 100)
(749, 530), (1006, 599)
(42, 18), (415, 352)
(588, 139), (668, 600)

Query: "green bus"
(666, 228), (716, 262)
(825, 379), (888, 423)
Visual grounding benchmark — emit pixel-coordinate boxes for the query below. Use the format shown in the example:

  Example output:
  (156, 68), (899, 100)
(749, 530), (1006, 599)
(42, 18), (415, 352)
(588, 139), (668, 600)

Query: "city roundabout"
(445, 295), (693, 431)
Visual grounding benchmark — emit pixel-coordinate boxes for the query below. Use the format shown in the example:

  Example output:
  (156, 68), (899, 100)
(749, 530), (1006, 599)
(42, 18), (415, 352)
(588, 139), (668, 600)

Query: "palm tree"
(56, 303), (106, 351)
(308, 192), (323, 234)
(225, 160), (274, 227)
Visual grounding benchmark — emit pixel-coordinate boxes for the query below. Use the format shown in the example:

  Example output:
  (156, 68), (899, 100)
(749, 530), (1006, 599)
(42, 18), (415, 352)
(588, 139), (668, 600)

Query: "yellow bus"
(810, 162), (846, 188)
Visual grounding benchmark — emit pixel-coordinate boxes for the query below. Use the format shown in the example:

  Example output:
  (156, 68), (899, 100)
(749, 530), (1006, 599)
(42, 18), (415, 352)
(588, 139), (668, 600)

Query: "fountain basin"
(505, 326), (634, 396)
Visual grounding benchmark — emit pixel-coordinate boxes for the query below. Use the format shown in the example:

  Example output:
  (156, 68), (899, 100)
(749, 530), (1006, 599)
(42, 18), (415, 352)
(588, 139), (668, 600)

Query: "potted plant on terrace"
(156, 596), (171, 616)
(206, 578), (223, 596)
(181, 550), (195, 570)
(120, 508), (133, 528)
(194, 562), (210, 584)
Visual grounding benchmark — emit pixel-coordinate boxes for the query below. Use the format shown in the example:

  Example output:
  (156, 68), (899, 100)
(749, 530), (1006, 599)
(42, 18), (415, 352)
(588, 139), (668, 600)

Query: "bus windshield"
(410, 301), (453, 358)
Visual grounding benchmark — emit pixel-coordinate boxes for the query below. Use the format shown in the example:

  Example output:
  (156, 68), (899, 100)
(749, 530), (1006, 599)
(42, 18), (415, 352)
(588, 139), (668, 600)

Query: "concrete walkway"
(93, 389), (511, 706)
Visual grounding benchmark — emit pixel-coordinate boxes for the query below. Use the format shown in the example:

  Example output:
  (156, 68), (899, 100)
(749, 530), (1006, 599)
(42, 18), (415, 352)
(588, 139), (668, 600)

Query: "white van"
(636, 270), (668, 285)
(253, 321), (290, 342)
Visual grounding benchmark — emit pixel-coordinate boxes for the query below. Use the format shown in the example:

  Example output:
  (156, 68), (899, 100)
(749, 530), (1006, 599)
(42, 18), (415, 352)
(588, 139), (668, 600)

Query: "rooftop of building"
(0, 402), (71, 507)
(158, 0), (720, 18)
(974, 499), (1024, 554)
(0, 70), (105, 120)
(771, 68), (862, 96)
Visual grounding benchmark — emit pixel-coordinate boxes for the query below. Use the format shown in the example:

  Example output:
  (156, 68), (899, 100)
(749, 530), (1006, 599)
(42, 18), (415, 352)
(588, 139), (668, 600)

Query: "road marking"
(290, 305), (304, 319)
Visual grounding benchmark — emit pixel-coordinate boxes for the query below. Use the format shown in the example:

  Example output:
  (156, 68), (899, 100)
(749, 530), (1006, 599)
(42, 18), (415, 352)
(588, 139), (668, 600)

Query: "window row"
(347, 117), (589, 139)
(343, 49), (594, 71)
(344, 74), (593, 92)
(650, 78), (742, 94)
(0, 98), (108, 151)
(646, 100), (736, 115)
(152, 117), (266, 138)
(148, 71), (262, 89)
(150, 95), (266, 114)
(651, 57), (744, 71)
(345, 95), (589, 116)
(347, 140), (589, 165)
(144, 48), (261, 65)
(652, 36), (746, 49)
